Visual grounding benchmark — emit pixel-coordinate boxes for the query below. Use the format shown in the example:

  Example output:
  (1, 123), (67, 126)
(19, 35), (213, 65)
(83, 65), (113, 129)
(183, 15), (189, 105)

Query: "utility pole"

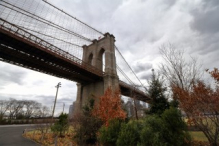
(62, 103), (65, 113)
(52, 82), (61, 119)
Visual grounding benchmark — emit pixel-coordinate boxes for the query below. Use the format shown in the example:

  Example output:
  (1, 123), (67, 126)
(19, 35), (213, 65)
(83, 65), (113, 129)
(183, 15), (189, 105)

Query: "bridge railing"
(0, 18), (104, 77)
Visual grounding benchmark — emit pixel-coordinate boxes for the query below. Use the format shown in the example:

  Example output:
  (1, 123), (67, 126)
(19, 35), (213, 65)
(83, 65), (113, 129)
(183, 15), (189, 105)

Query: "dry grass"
(23, 127), (77, 146)
(189, 131), (208, 142)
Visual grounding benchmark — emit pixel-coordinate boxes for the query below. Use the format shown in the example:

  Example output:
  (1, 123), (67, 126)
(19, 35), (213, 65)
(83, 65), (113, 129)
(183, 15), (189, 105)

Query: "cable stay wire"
(1, 1), (94, 42)
(17, 25), (82, 48)
(115, 46), (145, 88)
(42, 0), (104, 36)
(1, 0), (145, 91)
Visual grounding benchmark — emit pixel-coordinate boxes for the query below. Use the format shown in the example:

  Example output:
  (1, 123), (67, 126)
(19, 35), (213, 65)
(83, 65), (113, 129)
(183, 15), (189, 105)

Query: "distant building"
(125, 100), (134, 117)
(68, 103), (74, 119)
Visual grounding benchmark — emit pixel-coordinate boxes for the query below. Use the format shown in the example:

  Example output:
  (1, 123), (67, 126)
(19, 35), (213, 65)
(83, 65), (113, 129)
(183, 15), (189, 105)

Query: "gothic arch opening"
(88, 53), (93, 66)
(98, 48), (105, 72)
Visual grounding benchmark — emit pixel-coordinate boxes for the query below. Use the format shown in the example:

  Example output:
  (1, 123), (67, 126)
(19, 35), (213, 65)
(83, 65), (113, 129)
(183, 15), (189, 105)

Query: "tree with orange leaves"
(92, 88), (126, 126)
(173, 68), (219, 146)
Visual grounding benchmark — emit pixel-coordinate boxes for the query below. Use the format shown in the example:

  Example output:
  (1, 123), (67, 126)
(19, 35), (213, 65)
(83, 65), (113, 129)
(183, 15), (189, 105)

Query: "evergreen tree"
(51, 113), (69, 136)
(147, 69), (169, 115)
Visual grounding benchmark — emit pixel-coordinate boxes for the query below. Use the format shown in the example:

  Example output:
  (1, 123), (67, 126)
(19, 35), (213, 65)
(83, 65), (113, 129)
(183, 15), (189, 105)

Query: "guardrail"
(0, 18), (104, 77)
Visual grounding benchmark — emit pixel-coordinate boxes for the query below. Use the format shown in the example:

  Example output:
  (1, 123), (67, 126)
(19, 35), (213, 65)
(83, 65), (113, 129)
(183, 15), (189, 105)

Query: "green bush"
(140, 115), (167, 146)
(140, 108), (191, 146)
(98, 119), (123, 145)
(161, 107), (191, 146)
(116, 120), (142, 146)
(51, 113), (69, 136)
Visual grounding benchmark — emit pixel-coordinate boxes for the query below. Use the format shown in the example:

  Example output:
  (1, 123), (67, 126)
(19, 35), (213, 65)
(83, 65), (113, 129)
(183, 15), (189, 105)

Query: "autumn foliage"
(92, 88), (126, 126)
(173, 68), (219, 146)
(209, 68), (219, 83)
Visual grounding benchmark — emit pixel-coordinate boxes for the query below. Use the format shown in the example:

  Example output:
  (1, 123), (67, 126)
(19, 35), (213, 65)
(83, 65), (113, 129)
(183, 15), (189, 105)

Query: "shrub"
(140, 108), (191, 146)
(51, 113), (69, 137)
(116, 120), (142, 146)
(161, 107), (191, 146)
(98, 119), (123, 145)
(140, 116), (165, 146)
(73, 98), (102, 145)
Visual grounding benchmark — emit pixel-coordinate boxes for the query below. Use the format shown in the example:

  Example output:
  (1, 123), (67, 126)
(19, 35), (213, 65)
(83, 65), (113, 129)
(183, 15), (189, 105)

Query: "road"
(0, 124), (39, 146)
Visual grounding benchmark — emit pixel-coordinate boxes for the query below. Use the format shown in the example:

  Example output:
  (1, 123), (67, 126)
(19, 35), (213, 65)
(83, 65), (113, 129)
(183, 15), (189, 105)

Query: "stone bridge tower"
(73, 33), (119, 115)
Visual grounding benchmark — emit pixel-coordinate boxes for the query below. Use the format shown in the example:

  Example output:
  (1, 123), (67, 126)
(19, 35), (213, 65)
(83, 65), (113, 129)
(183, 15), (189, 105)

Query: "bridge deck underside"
(0, 28), (102, 83)
(119, 83), (150, 102)
(0, 23), (150, 102)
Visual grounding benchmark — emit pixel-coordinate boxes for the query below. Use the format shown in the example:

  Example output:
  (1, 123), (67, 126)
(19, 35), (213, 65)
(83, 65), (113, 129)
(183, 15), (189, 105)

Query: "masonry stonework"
(73, 33), (119, 116)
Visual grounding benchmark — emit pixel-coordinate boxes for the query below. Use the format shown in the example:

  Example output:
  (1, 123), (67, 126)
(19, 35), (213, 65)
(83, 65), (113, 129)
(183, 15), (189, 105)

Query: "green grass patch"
(189, 131), (208, 142)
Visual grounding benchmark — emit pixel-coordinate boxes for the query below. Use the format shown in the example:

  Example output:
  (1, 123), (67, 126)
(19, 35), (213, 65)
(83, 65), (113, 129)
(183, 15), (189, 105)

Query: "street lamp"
(52, 82), (61, 119)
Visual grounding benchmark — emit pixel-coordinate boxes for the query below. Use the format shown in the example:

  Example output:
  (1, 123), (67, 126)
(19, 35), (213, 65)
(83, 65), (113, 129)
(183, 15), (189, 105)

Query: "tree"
(140, 108), (191, 146)
(147, 69), (169, 115)
(98, 119), (123, 146)
(159, 44), (202, 92)
(8, 99), (25, 119)
(92, 88), (126, 126)
(24, 100), (41, 118)
(173, 68), (219, 146)
(73, 98), (102, 145)
(39, 106), (50, 118)
(51, 113), (69, 137)
(117, 120), (142, 146)
(0, 100), (10, 120)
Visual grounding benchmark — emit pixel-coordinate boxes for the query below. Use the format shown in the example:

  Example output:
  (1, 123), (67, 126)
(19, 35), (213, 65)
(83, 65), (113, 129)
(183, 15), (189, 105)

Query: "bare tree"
(8, 98), (17, 119)
(40, 106), (50, 118)
(24, 100), (42, 118)
(1, 98), (50, 120)
(159, 44), (202, 92)
(14, 100), (25, 119)
(0, 100), (10, 120)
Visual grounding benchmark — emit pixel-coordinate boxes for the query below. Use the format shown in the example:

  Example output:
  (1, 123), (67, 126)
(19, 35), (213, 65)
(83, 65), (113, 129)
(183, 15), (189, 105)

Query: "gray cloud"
(187, 0), (219, 70)
(0, 63), (27, 85)
(190, 0), (219, 34)
(140, 73), (151, 81)
(133, 62), (152, 74)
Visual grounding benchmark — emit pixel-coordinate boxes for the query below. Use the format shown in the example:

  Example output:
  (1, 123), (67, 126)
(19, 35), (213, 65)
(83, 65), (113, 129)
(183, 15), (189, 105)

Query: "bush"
(98, 119), (123, 145)
(140, 116), (165, 146)
(140, 108), (191, 146)
(161, 107), (191, 146)
(73, 98), (102, 145)
(116, 120), (142, 146)
(51, 113), (69, 136)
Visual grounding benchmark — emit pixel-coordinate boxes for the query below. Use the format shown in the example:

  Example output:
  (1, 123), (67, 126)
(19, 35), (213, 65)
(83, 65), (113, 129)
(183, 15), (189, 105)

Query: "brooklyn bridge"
(0, 0), (150, 114)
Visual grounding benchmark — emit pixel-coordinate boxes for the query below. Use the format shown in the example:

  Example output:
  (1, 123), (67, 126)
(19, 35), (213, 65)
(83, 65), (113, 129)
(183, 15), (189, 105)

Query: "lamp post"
(52, 82), (61, 119)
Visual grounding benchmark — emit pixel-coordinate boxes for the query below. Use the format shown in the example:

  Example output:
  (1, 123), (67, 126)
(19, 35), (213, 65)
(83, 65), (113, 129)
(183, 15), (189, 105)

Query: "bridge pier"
(72, 33), (119, 116)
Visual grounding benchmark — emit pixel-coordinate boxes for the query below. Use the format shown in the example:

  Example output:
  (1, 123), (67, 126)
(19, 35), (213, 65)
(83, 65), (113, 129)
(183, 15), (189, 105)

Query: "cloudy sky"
(0, 0), (219, 115)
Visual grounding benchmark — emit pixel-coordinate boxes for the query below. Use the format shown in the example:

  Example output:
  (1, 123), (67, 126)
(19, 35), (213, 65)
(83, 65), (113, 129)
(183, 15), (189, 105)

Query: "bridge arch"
(97, 48), (105, 72)
(88, 53), (93, 66)
(75, 33), (119, 115)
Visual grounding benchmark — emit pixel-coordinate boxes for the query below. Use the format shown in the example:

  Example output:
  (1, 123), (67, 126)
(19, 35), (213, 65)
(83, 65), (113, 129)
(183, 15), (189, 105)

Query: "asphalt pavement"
(0, 124), (39, 146)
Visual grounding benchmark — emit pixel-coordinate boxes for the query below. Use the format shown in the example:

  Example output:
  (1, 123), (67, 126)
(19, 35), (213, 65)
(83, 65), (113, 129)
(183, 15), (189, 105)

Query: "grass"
(23, 126), (76, 146)
(189, 131), (208, 142)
